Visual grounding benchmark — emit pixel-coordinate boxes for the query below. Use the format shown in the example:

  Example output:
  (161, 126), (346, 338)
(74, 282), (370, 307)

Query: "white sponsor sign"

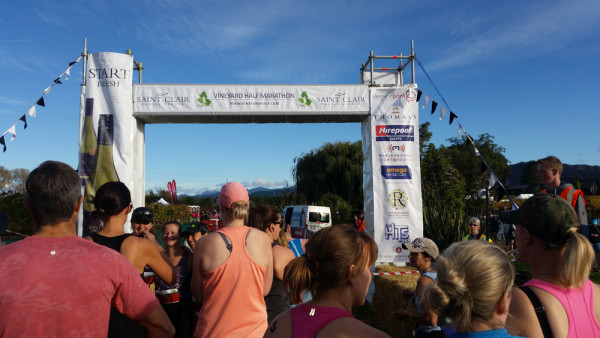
(369, 87), (423, 264)
(133, 84), (369, 114)
(78, 52), (134, 236)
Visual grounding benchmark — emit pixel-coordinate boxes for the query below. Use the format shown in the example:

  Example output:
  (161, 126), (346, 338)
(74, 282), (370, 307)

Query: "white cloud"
(34, 1), (70, 26)
(426, 0), (600, 71)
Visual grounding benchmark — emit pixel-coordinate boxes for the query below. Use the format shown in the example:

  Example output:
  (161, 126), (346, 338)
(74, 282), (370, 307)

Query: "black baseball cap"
(499, 194), (578, 247)
(132, 207), (153, 223)
(182, 222), (209, 236)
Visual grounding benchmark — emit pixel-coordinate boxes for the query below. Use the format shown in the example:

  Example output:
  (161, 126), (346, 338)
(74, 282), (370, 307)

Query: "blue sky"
(1, 0), (599, 195)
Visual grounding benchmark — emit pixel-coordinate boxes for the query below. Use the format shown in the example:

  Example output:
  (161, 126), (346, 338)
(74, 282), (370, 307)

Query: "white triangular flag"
(439, 106), (447, 121)
(489, 172), (498, 189)
(28, 105), (37, 117)
(457, 123), (462, 138)
(422, 95), (431, 109)
(64, 68), (71, 80)
(474, 146), (480, 157)
(44, 85), (52, 95)
(7, 124), (16, 141)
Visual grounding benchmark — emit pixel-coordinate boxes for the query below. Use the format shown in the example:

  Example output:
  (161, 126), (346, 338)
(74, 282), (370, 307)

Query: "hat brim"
(182, 229), (200, 236)
(499, 209), (519, 225)
(402, 243), (425, 253)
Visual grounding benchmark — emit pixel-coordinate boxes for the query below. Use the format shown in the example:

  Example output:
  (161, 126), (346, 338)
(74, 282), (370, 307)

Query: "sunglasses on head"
(411, 238), (427, 250)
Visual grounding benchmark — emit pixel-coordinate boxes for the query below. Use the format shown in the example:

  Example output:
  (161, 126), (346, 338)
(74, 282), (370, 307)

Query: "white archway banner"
(364, 87), (423, 264)
(77, 52), (423, 263)
(133, 84), (369, 114)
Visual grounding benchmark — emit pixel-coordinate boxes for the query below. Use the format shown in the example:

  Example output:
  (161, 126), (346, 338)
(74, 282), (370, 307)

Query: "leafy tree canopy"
(293, 141), (363, 210)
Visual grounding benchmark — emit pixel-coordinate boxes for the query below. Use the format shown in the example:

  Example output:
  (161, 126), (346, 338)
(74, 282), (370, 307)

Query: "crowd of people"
(1, 155), (599, 337)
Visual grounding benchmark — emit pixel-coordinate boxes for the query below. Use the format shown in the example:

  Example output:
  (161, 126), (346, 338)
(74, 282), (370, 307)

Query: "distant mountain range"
(184, 185), (297, 199)
(181, 162), (600, 200)
(507, 162), (600, 186)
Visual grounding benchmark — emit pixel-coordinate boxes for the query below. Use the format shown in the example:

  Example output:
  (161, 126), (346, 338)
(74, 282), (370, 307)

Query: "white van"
(282, 205), (332, 239)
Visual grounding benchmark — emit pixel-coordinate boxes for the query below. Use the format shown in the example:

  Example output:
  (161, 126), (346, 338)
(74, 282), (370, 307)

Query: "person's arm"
(191, 236), (206, 306)
(506, 287), (544, 338)
(392, 276), (437, 326)
(262, 233), (274, 296)
(138, 305), (175, 338)
(575, 193), (588, 235)
(273, 246), (295, 281)
(143, 239), (177, 284)
(112, 252), (175, 337)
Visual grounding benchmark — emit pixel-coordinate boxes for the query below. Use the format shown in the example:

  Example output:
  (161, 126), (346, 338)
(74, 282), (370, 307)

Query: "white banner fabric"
(78, 52), (134, 236)
(133, 85), (369, 114)
(369, 87), (423, 264)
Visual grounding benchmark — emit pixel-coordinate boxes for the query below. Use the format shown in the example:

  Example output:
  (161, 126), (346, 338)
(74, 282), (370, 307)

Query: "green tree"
(434, 133), (510, 230)
(520, 160), (539, 186)
(293, 141), (363, 209)
(419, 122), (433, 158)
(316, 192), (354, 224)
(147, 203), (191, 228)
(0, 166), (30, 194)
(442, 133), (511, 211)
(419, 123), (468, 249)
(145, 189), (172, 205)
(0, 191), (34, 236)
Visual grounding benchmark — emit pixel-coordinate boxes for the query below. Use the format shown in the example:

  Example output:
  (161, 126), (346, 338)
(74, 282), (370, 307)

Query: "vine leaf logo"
(197, 91), (211, 106)
(298, 91), (312, 106)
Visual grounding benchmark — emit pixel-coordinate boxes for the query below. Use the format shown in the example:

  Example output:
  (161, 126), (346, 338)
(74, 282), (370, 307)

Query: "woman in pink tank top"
(192, 182), (274, 337)
(502, 194), (600, 337)
(264, 224), (390, 338)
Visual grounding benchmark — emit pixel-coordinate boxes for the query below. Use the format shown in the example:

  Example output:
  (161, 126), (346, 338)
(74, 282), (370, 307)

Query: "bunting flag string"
(7, 124), (16, 141)
(410, 57), (519, 209)
(0, 54), (82, 154)
(19, 115), (27, 129)
(439, 106), (447, 121)
(449, 111), (457, 125)
(27, 106), (36, 117)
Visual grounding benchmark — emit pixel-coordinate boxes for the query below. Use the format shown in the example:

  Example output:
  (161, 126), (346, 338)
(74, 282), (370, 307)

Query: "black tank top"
(91, 232), (147, 337)
(90, 233), (131, 252)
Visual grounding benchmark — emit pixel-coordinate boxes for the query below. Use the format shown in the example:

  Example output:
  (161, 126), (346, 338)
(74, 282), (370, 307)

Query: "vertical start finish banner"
(78, 52), (134, 237)
(369, 87), (423, 264)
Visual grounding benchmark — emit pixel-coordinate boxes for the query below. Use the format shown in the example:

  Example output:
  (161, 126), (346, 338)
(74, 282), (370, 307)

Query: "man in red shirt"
(0, 161), (174, 337)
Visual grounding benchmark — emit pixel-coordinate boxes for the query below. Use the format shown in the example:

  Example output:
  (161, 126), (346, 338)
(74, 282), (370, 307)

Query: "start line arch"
(78, 49), (421, 265)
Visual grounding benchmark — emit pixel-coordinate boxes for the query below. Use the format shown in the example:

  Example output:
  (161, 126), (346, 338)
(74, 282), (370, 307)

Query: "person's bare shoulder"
(263, 311), (292, 338)
(247, 227), (272, 245)
(318, 317), (390, 338)
(593, 282), (600, 323)
(506, 286), (543, 337)
(194, 232), (225, 258)
(194, 232), (231, 271)
(272, 245), (295, 261)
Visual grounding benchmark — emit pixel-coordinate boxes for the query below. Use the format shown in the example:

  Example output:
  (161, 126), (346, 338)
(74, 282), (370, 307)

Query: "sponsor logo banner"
(381, 166), (412, 179)
(375, 125), (415, 141)
(369, 87), (423, 264)
(134, 85), (369, 113)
